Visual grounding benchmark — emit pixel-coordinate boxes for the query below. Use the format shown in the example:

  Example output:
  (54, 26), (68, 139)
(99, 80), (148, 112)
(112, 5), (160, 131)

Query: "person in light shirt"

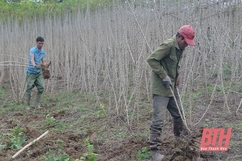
(25, 36), (46, 110)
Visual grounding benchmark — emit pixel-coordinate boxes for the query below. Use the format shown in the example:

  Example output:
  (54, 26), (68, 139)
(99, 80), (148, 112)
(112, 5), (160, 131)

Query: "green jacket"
(147, 35), (183, 97)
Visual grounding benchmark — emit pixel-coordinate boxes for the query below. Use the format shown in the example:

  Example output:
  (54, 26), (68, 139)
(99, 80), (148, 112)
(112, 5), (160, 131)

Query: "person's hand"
(176, 74), (181, 87)
(162, 76), (171, 88)
(34, 64), (41, 69)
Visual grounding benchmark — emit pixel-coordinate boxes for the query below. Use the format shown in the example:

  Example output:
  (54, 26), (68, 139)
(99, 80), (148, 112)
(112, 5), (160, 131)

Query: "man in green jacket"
(147, 25), (195, 161)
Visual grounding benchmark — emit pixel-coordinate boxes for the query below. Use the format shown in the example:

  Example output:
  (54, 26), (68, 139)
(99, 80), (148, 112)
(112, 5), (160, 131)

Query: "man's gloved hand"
(34, 64), (41, 69)
(162, 75), (171, 88)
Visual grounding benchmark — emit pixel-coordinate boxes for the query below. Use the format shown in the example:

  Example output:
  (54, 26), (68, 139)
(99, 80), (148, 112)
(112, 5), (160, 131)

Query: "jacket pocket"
(164, 55), (178, 79)
(170, 55), (177, 62)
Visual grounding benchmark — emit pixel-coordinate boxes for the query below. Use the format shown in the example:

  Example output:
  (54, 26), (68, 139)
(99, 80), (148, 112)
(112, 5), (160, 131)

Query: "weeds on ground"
(0, 86), (4, 96)
(95, 103), (105, 118)
(0, 134), (6, 150)
(6, 126), (25, 149)
(44, 139), (72, 161)
(136, 147), (151, 161)
(237, 123), (242, 132)
(45, 115), (56, 126)
(79, 138), (99, 161)
(46, 155), (72, 161)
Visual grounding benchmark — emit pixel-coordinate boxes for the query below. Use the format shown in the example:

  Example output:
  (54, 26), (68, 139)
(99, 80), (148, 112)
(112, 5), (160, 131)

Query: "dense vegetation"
(0, 0), (113, 21)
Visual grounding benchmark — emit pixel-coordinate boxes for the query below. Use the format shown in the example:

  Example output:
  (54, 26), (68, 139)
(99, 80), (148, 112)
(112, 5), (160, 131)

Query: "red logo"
(200, 128), (232, 151)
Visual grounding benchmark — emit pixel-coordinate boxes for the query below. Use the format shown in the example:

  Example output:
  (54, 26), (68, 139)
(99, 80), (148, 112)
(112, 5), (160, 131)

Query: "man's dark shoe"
(174, 121), (183, 137)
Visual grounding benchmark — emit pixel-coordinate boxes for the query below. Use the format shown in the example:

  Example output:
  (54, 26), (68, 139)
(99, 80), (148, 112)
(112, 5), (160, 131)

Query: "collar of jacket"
(173, 35), (184, 52)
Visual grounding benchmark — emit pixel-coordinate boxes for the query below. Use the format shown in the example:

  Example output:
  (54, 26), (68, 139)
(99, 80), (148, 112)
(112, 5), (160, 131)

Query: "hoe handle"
(12, 130), (49, 159)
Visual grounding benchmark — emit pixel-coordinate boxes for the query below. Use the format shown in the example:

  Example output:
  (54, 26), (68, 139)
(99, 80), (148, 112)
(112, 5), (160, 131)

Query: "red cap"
(178, 25), (195, 46)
